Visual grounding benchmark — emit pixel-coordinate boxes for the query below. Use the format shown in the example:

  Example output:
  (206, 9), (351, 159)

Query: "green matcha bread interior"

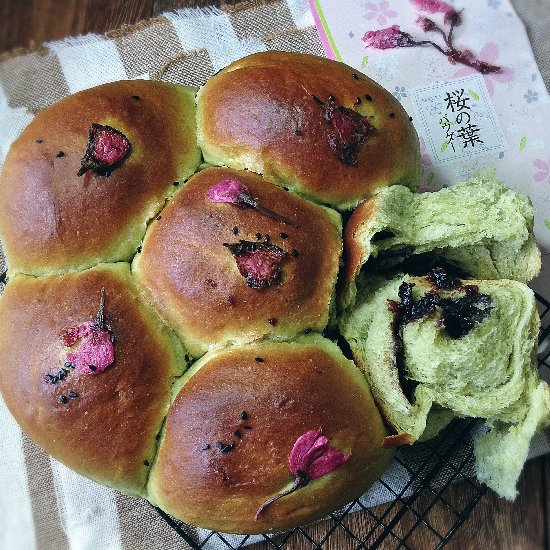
(342, 171), (541, 310)
(340, 271), (550, 499)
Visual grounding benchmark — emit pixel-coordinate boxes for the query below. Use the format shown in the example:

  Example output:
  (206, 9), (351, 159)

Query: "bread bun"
(148, 335), (393, 534)
(134, 166), (342, 356)
(0, 263), (188, 496)
(196, 51), (420, 210)
(0, 80), (200, 276)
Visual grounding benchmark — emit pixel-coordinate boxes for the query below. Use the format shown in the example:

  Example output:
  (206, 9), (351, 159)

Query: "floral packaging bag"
(309, 0), (550, 298)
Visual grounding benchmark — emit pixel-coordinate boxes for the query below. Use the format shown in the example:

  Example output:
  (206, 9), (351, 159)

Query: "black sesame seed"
(231, 226), (239, 235)
(241, 411), (248, 420)
(221, 443), (234, 453)
(173, 181), (179, 186)
(304, 328), (312, 334)
(255, 233), (261, 240)
(155, 433), (161, 440)
(36, 139), (43, 143)
(255, 357), (264, 363)
(64, 361), (73, 368)
(136, 246), (142, 253)
(144, 460), (150, 467)
(69, 391), (78, 398)
(234, 430), (242, 439)
(184, 354), (190, 362)
(88, 365), (97, 372)
(243, 425), (252, 430)
(352, 73), (359, 79)
(268, 317), (278, 326)
(365, 94), (373, 101)
(205, 277), (217, 288)
(279, 232), (288, 239)
(328, 94), (335, 101)
(294, 129), (303, 136)
(389, 112), (395, 118)
(132, 95), (141, 100)
(201, 444), (211, 451)
(58, 395), (68, 404)
(55, 151), (65, 158)
(355, 97), (362, 105)
(291, 249), (299, 257)
(409, 116), (413, 121)
(156, 215), (162, 220)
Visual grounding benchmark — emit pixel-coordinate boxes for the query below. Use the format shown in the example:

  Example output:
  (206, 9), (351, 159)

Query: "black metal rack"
(156, 291), (550, 550)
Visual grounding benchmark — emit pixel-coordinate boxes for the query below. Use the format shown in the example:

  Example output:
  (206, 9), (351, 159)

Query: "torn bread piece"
(340, 271), (550, 499)
(342, 172), (541, 311)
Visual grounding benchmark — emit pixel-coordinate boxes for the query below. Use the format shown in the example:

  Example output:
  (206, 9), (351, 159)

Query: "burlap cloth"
(0, 0), (549, 549)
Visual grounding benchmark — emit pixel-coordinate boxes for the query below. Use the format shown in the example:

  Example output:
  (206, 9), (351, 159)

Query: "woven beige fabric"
(0, 1), (548, 549)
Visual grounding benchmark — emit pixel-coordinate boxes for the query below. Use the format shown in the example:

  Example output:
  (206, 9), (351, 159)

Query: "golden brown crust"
(342, 195), (380, 287)
(0, 264), (185, 496)
(135, 167), (342, 356)
(0, 80), (200, 276)
(382, 433), (416, 448)
(148, 337), (393, 534)
(197, 51), (420, 210)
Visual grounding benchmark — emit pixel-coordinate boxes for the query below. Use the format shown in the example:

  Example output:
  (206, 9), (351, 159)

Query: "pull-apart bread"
(148, 335), (390, 534)
(0, 54), (403, 534)
(0, 51), (547, 535)
(133, 166), (342, 357)
(341, 173), (541, 310)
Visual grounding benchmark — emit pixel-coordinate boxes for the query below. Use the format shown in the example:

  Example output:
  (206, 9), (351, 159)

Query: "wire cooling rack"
(156, 291), (550, 550)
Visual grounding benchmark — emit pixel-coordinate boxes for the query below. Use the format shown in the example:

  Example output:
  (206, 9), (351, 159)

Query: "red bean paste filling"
(388, 268), (492, 402)
(312, 95), (376, 165)
(365, 249), (472, 279)
(77, 124), (131, 177)
(224, 240), (288, 290)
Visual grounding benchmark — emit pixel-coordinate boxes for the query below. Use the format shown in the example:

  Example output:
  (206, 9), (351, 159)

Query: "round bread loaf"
(0, 263), (188, 496)
(134, 166), (342, 356)
(0, 80), (200, 276)
(148, 335), (393, 534)
(196, 51), (420, 210)
(4, 53), (542, 535)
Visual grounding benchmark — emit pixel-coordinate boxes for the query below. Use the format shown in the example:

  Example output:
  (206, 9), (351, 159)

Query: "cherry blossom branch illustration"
(362, 0), (501, 75)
